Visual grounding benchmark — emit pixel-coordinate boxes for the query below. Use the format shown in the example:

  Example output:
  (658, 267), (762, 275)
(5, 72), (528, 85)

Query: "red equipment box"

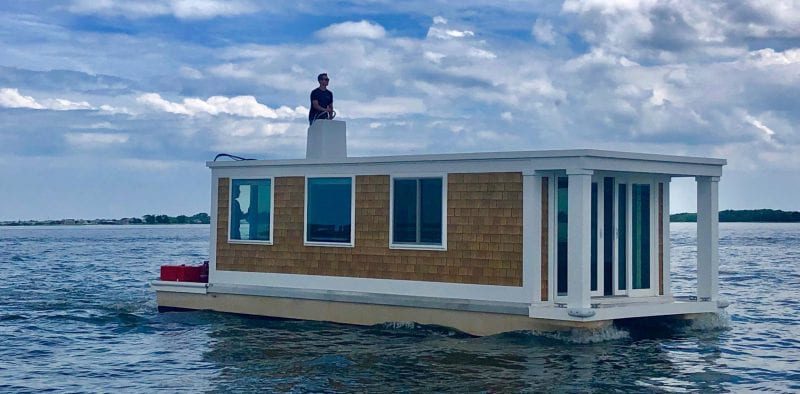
(160, 261), (209, 283)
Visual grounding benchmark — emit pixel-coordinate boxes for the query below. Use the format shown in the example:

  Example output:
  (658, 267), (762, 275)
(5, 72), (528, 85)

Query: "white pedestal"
(306, 120), (347, 160)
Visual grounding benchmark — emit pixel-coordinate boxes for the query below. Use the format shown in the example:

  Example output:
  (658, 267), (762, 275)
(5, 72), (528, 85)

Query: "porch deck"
(530, 295), (726, 322)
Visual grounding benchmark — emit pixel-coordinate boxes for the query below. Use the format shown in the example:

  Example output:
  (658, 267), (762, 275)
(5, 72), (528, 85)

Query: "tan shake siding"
(216, 173), (523, 286)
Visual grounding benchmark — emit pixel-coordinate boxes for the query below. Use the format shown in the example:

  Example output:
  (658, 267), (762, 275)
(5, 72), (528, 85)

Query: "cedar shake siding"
(216, 173), (523, 286)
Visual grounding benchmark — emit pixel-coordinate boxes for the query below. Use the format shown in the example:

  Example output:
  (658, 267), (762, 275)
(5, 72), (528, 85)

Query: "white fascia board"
(208, 149), (725, 178)
(212, 270), (530, 304)
(151, 280), (208, 294)
(207, 149), (726, 168)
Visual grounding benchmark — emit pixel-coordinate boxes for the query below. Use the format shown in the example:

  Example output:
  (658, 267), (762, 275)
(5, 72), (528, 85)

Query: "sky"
(0, 0), (798, 220)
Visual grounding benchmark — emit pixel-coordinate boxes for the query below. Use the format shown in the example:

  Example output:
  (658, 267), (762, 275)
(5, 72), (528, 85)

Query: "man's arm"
(311, 99), (328, 112)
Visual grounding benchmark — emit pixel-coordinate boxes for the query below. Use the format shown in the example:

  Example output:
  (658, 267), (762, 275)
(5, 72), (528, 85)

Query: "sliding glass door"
(549, 174), (658, 300)
(614, 178), (658, 297)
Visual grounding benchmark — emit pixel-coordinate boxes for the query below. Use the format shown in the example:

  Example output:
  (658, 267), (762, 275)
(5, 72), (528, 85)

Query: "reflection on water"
(0, 223), (798, 392)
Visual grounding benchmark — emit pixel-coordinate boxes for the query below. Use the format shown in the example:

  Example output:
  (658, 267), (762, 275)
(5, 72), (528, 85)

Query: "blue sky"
(1, 0), (799, 220)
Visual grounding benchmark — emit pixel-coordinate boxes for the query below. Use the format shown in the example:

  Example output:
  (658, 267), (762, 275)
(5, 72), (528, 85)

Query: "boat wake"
(686, 310), (732, 332)
(528, 325), (631, 344)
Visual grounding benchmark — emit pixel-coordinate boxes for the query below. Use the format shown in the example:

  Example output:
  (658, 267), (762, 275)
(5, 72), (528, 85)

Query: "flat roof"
(207, 148), (726, 168)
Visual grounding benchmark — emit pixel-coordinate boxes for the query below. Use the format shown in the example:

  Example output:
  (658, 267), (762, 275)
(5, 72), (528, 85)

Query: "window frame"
(304, 175), (356, 248)
(389, 173), (448, 251)
(227, 176), (274, 245)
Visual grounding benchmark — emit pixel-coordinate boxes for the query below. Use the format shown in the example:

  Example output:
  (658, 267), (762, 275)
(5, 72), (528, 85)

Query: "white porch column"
(522, 170), (541, 303)
(661, 179), (672, 297)
(696, 176), (719, 301)
(567, 169), (594, 315)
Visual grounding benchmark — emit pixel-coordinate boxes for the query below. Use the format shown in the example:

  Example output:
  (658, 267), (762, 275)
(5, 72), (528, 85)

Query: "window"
(306, 177), (353, 245)
(229, 179), (272, 243)
(391, 177), (445, 248)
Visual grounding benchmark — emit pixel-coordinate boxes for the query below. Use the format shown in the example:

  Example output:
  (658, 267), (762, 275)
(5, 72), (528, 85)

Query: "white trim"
(152, 280), (208, 294)
(304, 175), (356, 247)
(613, 178), (627, 296)
(207, 149), (726, 178)
(227, 176), (274, 245)
(627, 180), (658, 297)
(662, 180), (672, 296)
(209, 176), (219, 280)
(591, 178), (604, 297)
(211, 270), (529, 303)
(567, 170), (593, 310)
(388, 173), (448, 251)
(523, 173), (541, 303)
(696, 176), (719, 301)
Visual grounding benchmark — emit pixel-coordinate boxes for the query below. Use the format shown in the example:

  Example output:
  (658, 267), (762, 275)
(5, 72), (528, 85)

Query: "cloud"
(136, 93), (307, 119)
(316, 20), (386, 40)
(532, 19), (557, 45)
(0, 88), (96, 111)
(67, 0), (258, 20)
(0, 88), (43, 109)
(65, 132), (129, 148)
(427, 27), (475, 40)
(337, 97), (426, 118)
(426, 17), (475, 40)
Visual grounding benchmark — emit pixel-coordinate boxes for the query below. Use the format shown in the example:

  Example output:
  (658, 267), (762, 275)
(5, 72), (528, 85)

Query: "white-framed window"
(389, 175), (447, 250)
(229, 178), (273, 244)
(304, 176), (355, 247)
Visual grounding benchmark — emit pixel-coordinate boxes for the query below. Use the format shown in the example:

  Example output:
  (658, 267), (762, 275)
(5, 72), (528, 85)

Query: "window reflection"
(230, 179), (271, 242)
(307, 177), (352, 243)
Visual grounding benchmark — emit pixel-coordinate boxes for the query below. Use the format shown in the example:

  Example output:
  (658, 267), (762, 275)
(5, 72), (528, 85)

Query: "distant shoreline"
(671, 209), (800, 223)
(2, 209), (798, 226)
(0, 213), (210, 226)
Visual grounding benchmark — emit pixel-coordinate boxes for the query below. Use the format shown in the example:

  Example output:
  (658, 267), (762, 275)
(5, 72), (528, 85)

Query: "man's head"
(317, 73), (329, 88)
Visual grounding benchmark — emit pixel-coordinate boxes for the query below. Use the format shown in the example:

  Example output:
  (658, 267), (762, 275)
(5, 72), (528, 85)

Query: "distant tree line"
(671, 209), (800, 223)
(140, 213), (210, 224)
(0, 213), (210, 226)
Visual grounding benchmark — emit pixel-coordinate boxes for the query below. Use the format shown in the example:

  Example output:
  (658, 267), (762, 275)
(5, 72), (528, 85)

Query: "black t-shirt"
(309, 88), (333, 123)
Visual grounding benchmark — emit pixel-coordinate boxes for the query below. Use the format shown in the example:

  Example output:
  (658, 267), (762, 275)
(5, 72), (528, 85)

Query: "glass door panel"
(603, 177), (614, 296)
(591, 182), (598, 293)
(556, 177), (569, 297)
(632, 184), (651, 290)
(616, 183), (627, 294)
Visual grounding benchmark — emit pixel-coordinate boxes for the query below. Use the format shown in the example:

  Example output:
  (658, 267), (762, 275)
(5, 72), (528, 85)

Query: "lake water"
(1, 223), (798, 392)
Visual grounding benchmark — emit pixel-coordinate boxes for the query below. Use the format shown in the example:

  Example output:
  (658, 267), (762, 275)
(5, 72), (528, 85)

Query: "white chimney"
(306, 119), (347, 160)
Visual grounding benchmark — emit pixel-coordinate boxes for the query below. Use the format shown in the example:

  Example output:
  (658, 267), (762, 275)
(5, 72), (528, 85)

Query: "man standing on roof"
(309, 73), (333, 125)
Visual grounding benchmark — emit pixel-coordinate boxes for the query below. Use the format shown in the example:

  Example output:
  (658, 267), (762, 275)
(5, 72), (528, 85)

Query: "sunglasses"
(321, 78), (330, 81)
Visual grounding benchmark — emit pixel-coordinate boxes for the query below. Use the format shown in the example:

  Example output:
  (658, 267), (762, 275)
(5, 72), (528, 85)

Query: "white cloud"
(68, 0), (257, 20)
(744, 48), (800, 67)
(316, 20), (386, 40)
(467, 48), (496, 59)
(337, 97), (426, 118)
(0, 88), (96, 111)
(432, 16), (448, 25)
(136, 93), (306, 119)
(45, 98), (94, 111)
(65, 132), (129, 148)
(424, 51), (446, 64)
(532, 19), (557, 45)
(427, 26), (475, 40)
(179, 66), (203, 79)
(0, 88), (44, 109)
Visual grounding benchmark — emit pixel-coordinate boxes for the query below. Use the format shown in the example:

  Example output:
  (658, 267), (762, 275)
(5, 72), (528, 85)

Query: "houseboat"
(153, 120), (728, 336)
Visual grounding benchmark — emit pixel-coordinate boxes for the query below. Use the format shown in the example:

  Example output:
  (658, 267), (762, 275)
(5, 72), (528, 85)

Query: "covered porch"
(522, 163), (725, 321)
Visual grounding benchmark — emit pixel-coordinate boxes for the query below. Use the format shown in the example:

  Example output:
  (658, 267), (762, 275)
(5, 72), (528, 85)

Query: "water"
(1, 223), (798, 392)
